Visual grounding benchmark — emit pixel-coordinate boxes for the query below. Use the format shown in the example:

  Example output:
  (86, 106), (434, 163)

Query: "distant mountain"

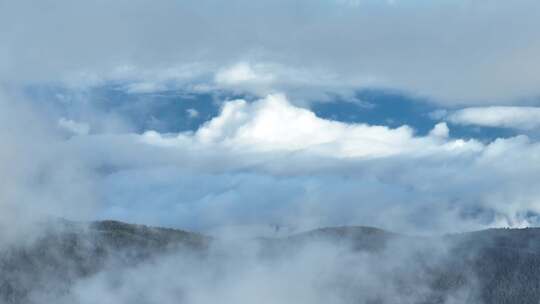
(2, 221), (540, 303)
(0, 220), (209, 304)
(258, 226), (399, 257)
(277, 226), (540, 304)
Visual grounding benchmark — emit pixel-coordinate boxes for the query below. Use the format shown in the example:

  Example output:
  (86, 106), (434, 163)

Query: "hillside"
(260, 226), (540, 304)
(2, 221), (540, 303)
(0, 220), (209, 303)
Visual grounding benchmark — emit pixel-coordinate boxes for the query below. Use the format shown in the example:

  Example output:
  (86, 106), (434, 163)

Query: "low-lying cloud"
(34, 232), (479, 304)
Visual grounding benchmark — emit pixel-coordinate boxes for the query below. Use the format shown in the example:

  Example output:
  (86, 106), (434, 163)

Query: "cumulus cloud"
(429, 122), (450, 139)
(185, 94), (481, 158)
(448, 106), (540, 130)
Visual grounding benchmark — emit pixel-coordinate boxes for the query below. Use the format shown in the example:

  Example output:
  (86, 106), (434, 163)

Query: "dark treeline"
(2, 221), (540, 304)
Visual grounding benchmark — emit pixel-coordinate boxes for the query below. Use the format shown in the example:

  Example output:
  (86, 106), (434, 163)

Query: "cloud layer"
(33, 94), (537, 236)
(3, 0), (540, 104)
(2, 0), (540, 241)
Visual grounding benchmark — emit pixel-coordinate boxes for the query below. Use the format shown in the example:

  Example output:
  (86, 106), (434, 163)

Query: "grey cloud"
(2, 0), (540, 104)
(0, 90), (99, 245)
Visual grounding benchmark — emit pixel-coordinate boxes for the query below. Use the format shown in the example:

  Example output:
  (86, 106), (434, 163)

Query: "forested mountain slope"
(2, 221), (540, 304)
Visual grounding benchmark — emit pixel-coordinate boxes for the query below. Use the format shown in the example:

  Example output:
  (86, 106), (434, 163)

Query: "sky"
(2, 0), (540, 238)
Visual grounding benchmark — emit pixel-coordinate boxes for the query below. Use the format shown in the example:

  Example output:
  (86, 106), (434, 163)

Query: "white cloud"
(215, 62), (272, 85)
(186, 108), (199, 118)
(448, 107), (540, 130)
(58, 118), (90, 135)
(188, 94), (481, 158)
(3, 88), (540, 238)
(429, 122), (449, 139)
(212, 62), (358, 102)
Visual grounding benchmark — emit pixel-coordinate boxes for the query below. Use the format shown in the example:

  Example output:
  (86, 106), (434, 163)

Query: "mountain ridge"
(3, 220), (540, 304)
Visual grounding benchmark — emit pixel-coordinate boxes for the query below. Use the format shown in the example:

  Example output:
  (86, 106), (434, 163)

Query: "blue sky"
(25, 84), (524, 141)
(2, 0), (540, 237)
(25, 84), (519, 141)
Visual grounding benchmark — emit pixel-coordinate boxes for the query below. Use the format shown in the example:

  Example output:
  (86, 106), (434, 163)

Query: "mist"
(62, 240), (474, 304)
(3, 220), (487, 304)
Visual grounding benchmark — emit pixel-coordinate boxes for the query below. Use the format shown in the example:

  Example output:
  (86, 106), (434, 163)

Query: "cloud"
(189, 94), (481, 158)
(429, 122), (450, 139)
(211, 62), (360, 102)
(215, 62), (272, 86)
(2, 87), (540, 238)
(448, 106), (540, 130)
(58, 118), (90, 135)
(0, 90), (99, 245)
(186, 108), (199, 118)
(54, 236), (478, 304)
(46, 93), (538, 235)
(3, 0), (540, 104)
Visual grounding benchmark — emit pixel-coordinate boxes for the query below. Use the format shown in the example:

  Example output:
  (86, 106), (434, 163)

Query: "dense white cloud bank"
(448, 107), (540, 130)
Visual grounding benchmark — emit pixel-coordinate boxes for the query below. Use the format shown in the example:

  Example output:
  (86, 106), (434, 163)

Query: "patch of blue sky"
(24, 84), (220, 133)
(312, 89), (520, 141)
(24, 84), (522, 141)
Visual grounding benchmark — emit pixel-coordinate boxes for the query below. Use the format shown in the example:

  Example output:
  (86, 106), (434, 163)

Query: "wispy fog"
(5, 222), (482, 304)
